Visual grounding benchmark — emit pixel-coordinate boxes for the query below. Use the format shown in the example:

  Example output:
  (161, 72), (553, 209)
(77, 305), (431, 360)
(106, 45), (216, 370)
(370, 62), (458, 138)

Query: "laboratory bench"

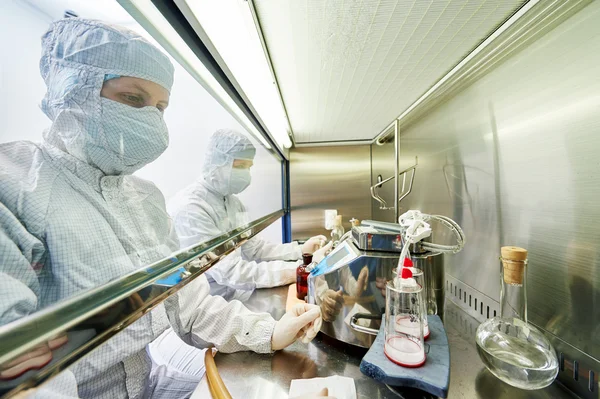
(195, 285), (573, 399)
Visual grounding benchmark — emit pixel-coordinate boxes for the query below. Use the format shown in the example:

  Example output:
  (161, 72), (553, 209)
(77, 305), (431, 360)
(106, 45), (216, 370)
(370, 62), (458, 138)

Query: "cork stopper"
(335, 215), (343, 226)
(501, 246), (528, 284)
(350, 218), (361, 227)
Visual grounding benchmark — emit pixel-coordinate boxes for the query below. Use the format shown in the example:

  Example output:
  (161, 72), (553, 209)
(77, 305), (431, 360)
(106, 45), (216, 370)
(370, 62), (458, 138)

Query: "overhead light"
(120, 0), (272, 150)
(183, 0), (291, 150)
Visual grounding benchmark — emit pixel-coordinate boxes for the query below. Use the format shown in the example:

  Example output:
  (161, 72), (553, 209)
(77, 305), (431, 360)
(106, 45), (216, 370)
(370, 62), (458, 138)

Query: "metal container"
(307, 238), (398, 348)
(412, 252), (445, 321)
(308, 220), (447, 347)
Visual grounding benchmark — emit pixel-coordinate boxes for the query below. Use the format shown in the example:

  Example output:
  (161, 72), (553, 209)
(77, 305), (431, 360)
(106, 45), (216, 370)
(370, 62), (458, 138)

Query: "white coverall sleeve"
(240, 236), (302, 262)
(0, 203), (43, 325)
(164, 275), (276, 353)
(208, 251), (298, 290)
(175, 201), (300, 289)
(0, 205), (81, 398)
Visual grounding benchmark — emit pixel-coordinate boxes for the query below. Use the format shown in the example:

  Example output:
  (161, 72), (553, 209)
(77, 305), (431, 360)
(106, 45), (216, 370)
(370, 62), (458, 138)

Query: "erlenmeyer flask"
(392, 264), (430, 339)
(384, 273), (426, 368)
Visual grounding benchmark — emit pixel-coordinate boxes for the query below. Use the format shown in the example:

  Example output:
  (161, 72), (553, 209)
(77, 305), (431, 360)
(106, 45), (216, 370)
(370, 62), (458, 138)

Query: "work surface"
(195, 285), (572, 398)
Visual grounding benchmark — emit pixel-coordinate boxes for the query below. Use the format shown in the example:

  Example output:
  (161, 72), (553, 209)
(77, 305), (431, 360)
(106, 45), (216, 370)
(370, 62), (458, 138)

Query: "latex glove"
(290, 387), (336, 399)
(313, 241), (333, 264)
(355, 266), (369, 296)
(320, 289), (344, 322)
(272, 304), (322, 350)
(0, 343), (52, 380)
(301, 235), (327, 255)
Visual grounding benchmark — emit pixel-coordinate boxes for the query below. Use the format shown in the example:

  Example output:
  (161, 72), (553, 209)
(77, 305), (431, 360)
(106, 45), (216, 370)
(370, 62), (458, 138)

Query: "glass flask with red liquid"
(384, 267), (427, 368)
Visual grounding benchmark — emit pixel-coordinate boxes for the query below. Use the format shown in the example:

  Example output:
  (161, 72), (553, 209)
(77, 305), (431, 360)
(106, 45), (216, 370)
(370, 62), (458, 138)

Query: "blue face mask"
(90, 98), (169, 175)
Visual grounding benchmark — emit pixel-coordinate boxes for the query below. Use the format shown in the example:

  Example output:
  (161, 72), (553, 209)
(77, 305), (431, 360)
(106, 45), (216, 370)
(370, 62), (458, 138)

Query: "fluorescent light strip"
(183, 0), (290, 149)
(124, 0), (272, 150)
(374, 0), (541, 142)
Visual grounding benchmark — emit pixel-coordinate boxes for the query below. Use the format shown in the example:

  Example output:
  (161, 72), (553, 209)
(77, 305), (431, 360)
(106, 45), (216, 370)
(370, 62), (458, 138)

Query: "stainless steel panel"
(290, 145), (372, 239)
(395, 0), (600, 365)
(197, 285), (572, 399)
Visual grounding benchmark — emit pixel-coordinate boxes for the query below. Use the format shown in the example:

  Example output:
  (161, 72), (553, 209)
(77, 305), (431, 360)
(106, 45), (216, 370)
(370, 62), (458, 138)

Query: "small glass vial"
(331, 215), (345, 246)
(296, 253), (313, 300)
(476, 246), (559, 390)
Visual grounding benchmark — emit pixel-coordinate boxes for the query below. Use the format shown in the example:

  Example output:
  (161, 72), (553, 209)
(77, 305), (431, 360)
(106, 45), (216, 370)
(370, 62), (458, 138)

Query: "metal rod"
(370, 157), (417, 210)
(0, 210), (284, 395)
(394, 120), (399, 221)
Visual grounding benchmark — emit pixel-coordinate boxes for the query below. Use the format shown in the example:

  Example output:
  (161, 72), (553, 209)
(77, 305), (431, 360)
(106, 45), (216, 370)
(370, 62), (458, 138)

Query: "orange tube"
(204, 350), (232, 399)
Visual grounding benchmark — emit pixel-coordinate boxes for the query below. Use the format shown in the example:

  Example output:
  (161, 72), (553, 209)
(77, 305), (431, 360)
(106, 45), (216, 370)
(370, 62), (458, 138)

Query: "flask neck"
(500, 258), (527, 322)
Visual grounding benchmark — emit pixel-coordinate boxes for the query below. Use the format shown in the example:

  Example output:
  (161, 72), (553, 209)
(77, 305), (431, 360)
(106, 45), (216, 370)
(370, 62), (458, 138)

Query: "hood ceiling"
(253, 0), (527, 144)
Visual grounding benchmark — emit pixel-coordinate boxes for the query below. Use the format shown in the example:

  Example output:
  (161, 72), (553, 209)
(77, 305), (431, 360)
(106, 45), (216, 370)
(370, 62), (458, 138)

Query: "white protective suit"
(168, 129), (302, 293)
(0, 19), (276, 398)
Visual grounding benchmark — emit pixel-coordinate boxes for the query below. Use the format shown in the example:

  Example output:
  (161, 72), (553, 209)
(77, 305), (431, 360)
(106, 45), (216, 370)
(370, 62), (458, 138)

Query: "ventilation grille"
(254, 0), (527, 143)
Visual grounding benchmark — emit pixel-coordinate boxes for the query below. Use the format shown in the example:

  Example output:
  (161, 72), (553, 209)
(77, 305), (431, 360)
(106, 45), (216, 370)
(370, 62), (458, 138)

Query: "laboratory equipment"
(393, 262), (430, 339)
(384, 275), (426, 367)
(296, 253), (313, 300)
(331, 215), (345, 246)
(308, 213), (464, 348)
(324, 210), (338, 230)
(475, 247), (559, 390)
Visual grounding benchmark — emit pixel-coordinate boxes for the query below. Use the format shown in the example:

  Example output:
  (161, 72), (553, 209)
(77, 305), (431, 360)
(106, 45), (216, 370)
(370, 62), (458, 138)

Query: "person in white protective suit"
(0, 18), (323, 399)
(168, 129), (331, 296)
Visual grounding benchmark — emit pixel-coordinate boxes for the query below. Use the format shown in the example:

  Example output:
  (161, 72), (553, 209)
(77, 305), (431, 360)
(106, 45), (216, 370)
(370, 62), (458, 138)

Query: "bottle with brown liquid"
(296, 253), (313, 300)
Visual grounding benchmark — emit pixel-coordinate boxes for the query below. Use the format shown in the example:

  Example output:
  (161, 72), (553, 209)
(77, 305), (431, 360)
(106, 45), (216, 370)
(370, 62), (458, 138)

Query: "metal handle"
(370, 157), (418, 210)
(349, 313), (381, 336)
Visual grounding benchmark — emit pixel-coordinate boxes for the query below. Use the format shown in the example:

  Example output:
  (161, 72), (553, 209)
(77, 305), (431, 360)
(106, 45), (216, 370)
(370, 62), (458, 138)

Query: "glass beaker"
(392, 267), (430, 339)
(384, 280), (426, 367)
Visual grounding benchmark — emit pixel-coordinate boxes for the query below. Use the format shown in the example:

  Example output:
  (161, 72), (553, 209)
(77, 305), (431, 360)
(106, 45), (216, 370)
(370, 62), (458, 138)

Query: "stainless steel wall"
(391, 0), (600, 370)
(290, 146), (372, 240)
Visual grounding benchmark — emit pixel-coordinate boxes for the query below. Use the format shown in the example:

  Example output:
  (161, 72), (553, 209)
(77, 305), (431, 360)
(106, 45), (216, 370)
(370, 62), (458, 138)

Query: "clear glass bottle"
(331, 215), (345, 246)
(384, 272), (427, 368)
(475, 246), (559, 390)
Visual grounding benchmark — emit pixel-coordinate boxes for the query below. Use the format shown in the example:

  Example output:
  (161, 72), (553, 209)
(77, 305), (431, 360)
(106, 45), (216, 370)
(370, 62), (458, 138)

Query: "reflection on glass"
(167, 129), (326, 297)
(0, 6), (296, 398)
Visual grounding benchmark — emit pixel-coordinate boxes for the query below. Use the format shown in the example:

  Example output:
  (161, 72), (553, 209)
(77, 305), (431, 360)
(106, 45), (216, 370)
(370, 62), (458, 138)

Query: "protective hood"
(201, 129), (256, 197)
(39, 18), (174, 175)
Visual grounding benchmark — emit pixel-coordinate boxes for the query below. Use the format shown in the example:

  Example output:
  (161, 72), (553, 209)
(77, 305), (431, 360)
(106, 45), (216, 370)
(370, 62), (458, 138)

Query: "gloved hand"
(312, 241), (333, 264)
(355, 266), (369, 296)
(290, 388), (336, 399)
(320, 289), (344, 322)
(271, 304), (322, 350)
(301, 235), (327, 255)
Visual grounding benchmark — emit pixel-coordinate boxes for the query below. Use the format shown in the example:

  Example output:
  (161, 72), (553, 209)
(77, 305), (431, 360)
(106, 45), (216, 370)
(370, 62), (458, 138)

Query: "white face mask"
(229, 167), (252, 194)
(90, 98), (169, 175)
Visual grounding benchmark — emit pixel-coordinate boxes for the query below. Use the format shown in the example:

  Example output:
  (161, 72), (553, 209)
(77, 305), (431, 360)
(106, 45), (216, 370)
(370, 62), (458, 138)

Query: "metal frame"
(146, 0), (285, 160)
(0, 210), (283, 397)
(281, 159), (292, 243)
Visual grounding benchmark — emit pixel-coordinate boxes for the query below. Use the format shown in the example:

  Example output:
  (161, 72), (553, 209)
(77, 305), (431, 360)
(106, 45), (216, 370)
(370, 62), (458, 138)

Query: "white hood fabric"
(40, 18), (173, 175)
(201, 129), (256, 196)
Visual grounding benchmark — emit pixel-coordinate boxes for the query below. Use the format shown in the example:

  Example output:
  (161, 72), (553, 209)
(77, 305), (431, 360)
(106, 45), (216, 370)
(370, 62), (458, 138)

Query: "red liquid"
(296, 266), (309, 299)
(296, 253), (313, 300)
